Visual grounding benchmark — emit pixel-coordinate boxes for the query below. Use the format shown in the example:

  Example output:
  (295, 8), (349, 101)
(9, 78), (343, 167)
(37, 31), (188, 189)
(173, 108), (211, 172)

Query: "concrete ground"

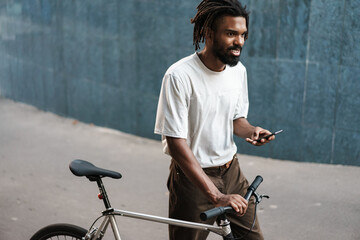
(0, 97), (359, 240)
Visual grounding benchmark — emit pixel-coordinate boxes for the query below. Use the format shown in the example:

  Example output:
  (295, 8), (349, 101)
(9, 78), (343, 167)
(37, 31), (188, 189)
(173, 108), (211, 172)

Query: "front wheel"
(30, 223), (87, 240)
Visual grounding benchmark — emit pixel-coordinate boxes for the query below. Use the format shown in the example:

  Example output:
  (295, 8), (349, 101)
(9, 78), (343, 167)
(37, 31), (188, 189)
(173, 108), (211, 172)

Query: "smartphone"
(253, 130), (283, 143)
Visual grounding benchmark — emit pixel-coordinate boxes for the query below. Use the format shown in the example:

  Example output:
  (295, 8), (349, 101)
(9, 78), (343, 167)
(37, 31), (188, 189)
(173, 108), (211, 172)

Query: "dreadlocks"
(191, 0), (249, 50)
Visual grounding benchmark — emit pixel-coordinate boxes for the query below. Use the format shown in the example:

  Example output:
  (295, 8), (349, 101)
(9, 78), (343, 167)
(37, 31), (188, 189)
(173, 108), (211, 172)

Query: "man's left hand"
(245, 127), (275, 146)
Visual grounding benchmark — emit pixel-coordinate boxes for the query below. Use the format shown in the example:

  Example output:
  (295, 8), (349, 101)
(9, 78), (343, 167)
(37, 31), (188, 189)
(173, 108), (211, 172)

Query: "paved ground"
(0, 97), (359, 240)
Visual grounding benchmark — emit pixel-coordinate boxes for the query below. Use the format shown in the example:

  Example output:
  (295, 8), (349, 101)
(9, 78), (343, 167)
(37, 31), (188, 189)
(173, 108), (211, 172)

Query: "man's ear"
(205, 27), (214, 44)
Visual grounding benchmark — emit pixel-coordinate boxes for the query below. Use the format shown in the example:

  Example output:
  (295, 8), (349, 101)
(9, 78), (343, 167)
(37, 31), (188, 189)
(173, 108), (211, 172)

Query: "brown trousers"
(167, 155), (264, 240)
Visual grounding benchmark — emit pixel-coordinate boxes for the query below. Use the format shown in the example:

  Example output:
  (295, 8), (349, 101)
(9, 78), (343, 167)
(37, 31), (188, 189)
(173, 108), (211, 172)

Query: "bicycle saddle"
(69, 159), (122, 181)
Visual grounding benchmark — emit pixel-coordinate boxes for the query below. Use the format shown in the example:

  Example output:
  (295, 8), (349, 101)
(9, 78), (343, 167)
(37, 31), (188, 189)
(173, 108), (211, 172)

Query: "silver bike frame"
(92, 208), (229, 240)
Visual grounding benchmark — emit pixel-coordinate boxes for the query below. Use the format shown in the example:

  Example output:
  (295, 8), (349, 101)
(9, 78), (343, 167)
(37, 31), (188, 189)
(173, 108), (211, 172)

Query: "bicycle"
(30, 159), (269, 240)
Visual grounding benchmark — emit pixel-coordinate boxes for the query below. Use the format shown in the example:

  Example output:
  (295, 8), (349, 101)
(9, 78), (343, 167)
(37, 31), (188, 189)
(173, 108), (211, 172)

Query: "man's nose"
(234, 35), (245, 47)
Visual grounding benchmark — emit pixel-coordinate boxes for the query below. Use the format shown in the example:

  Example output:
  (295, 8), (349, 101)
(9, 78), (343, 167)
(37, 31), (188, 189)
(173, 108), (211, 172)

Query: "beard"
(213, 38), (241, 67)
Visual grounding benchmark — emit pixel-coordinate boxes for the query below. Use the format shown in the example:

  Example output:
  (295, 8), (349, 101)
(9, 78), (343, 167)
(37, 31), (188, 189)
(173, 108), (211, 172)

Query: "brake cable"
(234, 193), (269, 240)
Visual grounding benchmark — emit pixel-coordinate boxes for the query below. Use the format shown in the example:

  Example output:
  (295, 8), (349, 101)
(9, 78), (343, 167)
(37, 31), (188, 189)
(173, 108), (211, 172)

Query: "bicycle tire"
(30, 223), (87, 240)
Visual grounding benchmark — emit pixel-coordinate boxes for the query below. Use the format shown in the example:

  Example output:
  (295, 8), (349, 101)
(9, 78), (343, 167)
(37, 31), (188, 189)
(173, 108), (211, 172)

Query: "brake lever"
(253, 191), (270, 204)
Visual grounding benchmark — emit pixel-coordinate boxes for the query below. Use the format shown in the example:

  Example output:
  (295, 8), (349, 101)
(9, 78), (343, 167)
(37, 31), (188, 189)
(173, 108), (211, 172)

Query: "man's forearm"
(166, 137), (222, 204)
(233, 117), (256, 138)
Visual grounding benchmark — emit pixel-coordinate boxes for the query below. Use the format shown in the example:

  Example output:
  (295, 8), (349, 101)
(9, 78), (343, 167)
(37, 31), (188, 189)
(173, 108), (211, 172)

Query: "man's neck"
(197, 49), (226, 72)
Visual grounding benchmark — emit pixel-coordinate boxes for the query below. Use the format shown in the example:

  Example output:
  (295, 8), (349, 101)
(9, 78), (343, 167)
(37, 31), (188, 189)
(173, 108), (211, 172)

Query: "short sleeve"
(233, 68), (249, 119)
(154, 73), (189, 138)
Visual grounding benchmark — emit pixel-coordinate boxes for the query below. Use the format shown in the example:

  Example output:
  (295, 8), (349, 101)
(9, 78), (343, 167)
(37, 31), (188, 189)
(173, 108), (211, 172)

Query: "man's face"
(211, 16), (247, 67)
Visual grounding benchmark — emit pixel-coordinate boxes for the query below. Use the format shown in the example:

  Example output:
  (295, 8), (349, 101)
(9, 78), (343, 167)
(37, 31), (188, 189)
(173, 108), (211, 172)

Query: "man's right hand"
(215, 193), (248, 216)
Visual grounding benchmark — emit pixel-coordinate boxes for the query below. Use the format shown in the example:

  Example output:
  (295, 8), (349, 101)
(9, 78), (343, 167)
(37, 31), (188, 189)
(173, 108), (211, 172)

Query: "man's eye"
(227, 32), (234, 37)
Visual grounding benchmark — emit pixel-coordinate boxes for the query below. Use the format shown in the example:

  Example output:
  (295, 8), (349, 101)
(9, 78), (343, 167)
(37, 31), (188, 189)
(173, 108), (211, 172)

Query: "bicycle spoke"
(45, 235), (82, 240)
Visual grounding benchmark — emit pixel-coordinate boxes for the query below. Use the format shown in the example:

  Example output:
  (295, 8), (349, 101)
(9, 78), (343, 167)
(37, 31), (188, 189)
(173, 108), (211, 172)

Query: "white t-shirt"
(154, 53), (249, 168)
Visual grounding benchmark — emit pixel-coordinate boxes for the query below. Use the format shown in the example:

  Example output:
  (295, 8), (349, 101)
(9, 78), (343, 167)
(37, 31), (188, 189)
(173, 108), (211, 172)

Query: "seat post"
(96, 178), (112, 209)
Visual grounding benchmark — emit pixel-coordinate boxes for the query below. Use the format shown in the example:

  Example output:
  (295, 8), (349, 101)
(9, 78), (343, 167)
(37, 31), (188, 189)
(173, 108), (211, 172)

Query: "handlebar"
(200, 175), (263, 221)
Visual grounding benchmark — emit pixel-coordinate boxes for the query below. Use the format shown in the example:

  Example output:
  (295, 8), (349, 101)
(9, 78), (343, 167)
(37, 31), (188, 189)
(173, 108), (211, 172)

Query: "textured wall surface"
(0, 0), (359, 165)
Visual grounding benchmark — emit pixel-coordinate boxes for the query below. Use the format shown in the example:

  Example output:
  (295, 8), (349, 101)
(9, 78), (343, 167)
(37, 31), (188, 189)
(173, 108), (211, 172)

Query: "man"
(154, 0), (274, 239)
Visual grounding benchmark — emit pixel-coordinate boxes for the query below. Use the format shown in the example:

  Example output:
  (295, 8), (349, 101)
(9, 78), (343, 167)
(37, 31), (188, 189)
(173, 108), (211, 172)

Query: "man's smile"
(230, 49), (241, 56)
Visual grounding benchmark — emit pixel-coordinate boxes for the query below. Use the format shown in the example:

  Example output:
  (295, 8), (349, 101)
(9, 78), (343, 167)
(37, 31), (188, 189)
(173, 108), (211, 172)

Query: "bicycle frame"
(80, 164), (267, 240)
(88, 208), (231, 240)
(87, 178), (232, 240)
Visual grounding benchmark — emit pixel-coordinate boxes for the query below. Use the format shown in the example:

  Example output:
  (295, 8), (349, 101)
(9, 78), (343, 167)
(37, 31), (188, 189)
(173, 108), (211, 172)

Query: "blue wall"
(0, 0), (359, 166)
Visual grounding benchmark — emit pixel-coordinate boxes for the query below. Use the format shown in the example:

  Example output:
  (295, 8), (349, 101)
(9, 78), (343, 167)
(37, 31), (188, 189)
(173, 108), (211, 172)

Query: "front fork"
(219, 215), (235, 240)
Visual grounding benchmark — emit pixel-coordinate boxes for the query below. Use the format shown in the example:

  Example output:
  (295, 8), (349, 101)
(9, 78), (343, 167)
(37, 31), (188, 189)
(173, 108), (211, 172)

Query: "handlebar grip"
(200, 206), (233, 221)
(244, 175), (263, 201)
(244, 176), (263, 201)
